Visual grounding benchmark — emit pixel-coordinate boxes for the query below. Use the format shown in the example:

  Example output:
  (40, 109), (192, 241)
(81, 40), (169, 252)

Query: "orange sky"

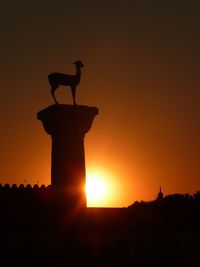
(0, 1), (200, 207)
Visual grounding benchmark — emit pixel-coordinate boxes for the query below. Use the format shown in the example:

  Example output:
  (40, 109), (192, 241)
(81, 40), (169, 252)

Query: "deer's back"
(48, 72), (76, 86)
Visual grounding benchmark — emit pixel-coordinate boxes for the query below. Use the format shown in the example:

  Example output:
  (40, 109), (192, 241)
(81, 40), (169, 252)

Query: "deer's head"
(74, 60), (84, 68)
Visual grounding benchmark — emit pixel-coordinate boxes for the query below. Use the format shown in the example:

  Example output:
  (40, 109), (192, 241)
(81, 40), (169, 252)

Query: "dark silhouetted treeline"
(0, 184), (200, 266)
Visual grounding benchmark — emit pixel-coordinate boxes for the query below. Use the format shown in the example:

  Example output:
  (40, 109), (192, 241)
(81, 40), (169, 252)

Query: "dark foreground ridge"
(0, 185), (200, 267)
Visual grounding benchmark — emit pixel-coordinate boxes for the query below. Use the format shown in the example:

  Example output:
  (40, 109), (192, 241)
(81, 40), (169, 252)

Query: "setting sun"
(86, 169), (112, 207)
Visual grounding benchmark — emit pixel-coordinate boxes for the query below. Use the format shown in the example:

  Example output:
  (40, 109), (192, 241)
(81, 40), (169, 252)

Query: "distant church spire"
(157, 186), (163, 200)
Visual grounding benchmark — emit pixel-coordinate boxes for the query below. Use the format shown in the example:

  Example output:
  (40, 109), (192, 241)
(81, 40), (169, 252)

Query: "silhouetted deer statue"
(48, 60), (84, 105)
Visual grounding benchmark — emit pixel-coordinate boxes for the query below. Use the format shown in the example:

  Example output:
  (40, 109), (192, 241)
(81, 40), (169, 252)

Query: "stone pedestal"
(37, 104), (98, 208)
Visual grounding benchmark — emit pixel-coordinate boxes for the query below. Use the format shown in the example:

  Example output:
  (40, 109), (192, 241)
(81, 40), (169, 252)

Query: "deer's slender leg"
(71, 86), (77, 105)
(51, 88), (59, 104)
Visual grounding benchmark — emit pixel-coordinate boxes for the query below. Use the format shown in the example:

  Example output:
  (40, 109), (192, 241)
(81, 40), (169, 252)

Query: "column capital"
(37, 104), (98, 137)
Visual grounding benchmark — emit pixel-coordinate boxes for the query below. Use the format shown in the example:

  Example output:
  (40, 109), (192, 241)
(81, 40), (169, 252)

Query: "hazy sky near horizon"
(0, 1), (200, 206)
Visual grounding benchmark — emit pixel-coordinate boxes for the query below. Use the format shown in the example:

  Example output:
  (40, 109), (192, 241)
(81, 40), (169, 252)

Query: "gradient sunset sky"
(0, 1), (200, 207)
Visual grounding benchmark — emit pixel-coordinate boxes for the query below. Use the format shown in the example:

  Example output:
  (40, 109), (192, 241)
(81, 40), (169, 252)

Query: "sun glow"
(86, 169), (111, 207)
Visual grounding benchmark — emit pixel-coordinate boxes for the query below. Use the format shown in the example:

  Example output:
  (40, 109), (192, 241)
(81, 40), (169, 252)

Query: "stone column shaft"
(37, 104), (98, 208)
